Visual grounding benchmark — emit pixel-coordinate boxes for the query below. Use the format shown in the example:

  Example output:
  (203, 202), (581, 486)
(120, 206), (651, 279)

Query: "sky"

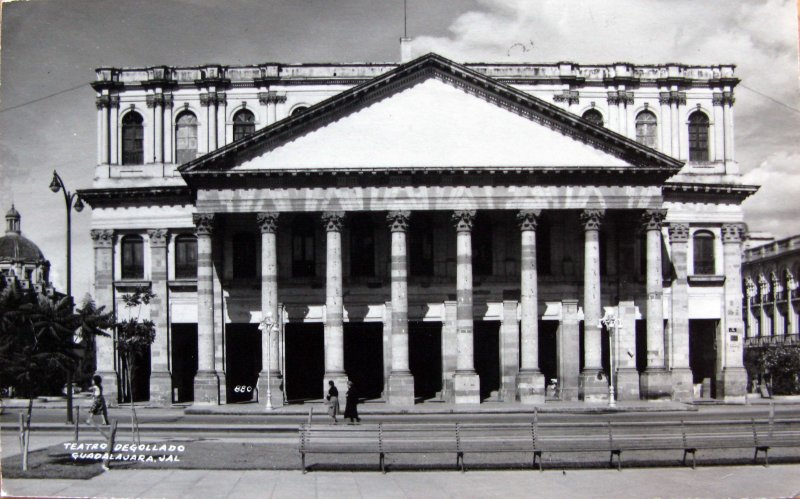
(0, 0), (798, 299)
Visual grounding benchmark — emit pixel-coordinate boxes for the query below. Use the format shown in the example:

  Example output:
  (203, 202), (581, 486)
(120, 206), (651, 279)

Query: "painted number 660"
(234, 385), (253, 393)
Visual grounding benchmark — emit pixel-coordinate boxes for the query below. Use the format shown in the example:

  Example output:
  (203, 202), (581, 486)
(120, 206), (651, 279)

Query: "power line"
(0, 82), (89, 114)
(739, 83), (800, 116)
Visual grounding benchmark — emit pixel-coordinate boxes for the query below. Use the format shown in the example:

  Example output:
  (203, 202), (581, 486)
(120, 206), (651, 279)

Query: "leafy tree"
(745, 344), (800, 395)
(0, 285), (112, 470)
(115, 287), (156, 443)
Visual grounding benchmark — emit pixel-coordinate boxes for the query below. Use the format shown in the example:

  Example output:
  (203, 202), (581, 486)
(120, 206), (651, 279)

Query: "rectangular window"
(121, 237), (144, 279)
(175, 237), (197, 279)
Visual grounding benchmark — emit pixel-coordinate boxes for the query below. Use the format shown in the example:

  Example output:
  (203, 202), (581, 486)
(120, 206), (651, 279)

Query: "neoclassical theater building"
(79, 51), (758, 407)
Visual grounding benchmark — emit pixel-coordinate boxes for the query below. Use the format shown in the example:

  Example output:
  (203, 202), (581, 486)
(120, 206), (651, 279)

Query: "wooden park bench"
(298, 416), (800, 473)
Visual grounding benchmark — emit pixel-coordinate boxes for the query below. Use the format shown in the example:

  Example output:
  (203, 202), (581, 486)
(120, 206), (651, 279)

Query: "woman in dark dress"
(344, 380), (360, 424)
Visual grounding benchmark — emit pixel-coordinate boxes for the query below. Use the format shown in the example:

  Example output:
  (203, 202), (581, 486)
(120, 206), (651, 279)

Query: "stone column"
(500, 300), (520, 402)
(441, 300), (458, 401)
(386, 211), (414, 405)
(516, 210), (545, 403)
(615, 300), (640, 400)
(712, 93), (726, 162)
(91, 229), (118, 403)
(579, 209), (607, 401)
(670, 91), (684, 158)
(722, 91), (735, 163)
(640, 209), (672, 399)
(772, 273), (784, 335)
(322, 212), (349, 397)
(668, 223), (693, 401)
(745, 277), (757, 337)
(759, 274), (771, 335)
(257, 212), (283, 407)
(718, 224), (747, 402)
(659, 92), (672, 156)
(109, 96), (120, 164)
(216, 92), (227, 147)
(96, 96), (109, 165)
(606, 91), (620, 133)
(148, 229), (171, 405)
(557, 299), (580, 401)
(164, 95), (174, 164)
(451, 210), (480, 404)
(193, 213), (220, 404)
(149, 93), (163, 163)
(787, 271), (797, 334)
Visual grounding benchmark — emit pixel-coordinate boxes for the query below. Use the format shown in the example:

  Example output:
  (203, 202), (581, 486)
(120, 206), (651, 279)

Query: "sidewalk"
(4, 465), (800, 499)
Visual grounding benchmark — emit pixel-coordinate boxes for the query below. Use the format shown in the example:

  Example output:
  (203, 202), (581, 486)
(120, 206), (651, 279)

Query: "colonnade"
(186, 208), (673, 406)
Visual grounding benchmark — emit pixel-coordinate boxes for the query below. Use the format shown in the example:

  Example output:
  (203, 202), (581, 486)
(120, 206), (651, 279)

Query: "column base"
(580, 369), (609, 402)
(453, 371), (480, 404)
(97, 370), (119, 406)
(717, 367), (747, 403)
(516, 370), (546, 404)
(441, 376), (455, 403)
(671, 368), (694, 402)
(149, 370), (172, 406)
(640, 368), (672, 400)
(615, 368), (640, 401)
(193, 371), (221, 405)
(323, 372), (350, 402)
(387, 371), (415, 406)
(256, 372), (285, 408)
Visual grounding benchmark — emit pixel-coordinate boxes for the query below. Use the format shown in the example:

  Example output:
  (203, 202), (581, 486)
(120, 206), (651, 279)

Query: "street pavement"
(2, 399), (800, 498)
(3, 465), (800, 498)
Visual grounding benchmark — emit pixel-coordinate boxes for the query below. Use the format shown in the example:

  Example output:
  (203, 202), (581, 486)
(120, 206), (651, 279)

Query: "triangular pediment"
(180, 53), (682, 177)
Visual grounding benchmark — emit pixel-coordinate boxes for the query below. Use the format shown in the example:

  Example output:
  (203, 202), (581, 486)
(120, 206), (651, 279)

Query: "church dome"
(0, 205), (47, 263)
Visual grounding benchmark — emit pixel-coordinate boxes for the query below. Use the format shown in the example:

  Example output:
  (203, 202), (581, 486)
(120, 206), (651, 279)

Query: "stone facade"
(79, 53), (757, 406)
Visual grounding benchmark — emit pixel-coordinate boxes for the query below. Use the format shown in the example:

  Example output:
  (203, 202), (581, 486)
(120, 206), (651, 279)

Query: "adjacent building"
(78, 51), (758, 406)
(0, 206), (56, 295)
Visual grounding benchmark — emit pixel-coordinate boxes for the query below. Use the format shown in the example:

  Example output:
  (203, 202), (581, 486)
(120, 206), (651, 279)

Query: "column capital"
(451, 210), (476, 232)
(386, 211), (410, 232)
(641, 209), (667, 231)
(257, 212), (280, 233)
(90, 229), (114, 248)
(516, 210), (541, 231)
(668, 223), (690, 243)
(147, 229), (169, 247)
(321, 211), (345, 232)
(193, 213), (215, 236)
(722, 223), (745, 243)
(579, 209), (604, 231)
(95, 95), (111, 109)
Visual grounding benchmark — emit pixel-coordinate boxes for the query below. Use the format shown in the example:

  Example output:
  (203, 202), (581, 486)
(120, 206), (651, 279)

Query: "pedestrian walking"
(344, 380), (361, 424)
(326, 380), (340, 424)
(85, 374), (109, 438)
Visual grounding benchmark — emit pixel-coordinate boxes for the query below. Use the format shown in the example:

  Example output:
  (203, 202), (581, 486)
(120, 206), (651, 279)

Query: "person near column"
(85, 375), (109, 437)
(326, 380), (340, 424)
(344, 380), (361, 424)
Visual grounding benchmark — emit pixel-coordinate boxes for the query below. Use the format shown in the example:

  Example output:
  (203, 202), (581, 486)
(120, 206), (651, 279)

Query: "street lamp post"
(599, 311), (621, 408)
(49, 170), (84, 424)
(259, 312), (279, 411)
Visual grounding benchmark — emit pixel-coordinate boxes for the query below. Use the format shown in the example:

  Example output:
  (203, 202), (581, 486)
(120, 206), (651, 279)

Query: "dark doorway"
(344, 323), (384, 400)
(119, 345), (150, 403)
(474, 320), (500, 401)
(636, 320), (647, 373)
(171, 323), (198, 403)
(226, 323), (261, 403)
(690, 319), (718, 388)
(285, 323), (324, 402)
(538, 320), (558, 386)
(409, 321), (442, 400)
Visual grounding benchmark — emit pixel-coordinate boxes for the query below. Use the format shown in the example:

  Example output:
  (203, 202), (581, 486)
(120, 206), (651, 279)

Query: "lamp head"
(49, 173), (61, 193)
(74, 196), (85, 212)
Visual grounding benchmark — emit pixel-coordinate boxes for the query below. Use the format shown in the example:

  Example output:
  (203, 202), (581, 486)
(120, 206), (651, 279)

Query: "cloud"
(409, 0), (800, 236)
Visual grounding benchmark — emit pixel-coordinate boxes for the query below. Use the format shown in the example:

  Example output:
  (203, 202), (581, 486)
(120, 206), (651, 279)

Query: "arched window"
(688, 111), (710, 161)
(582, 109), (603, 127)
(693, 230), (715, 275)
(291, 215), (316, 277)
(635, 111), (657, 148)
(121, 235), (144, 279)
(121, 112), (144, 165)
(291, 106), (308, 117)
(232, 109), (255, 142)
(174, 234), (197, 279)
(232, 231), (257, 279)
(349, 214), (375, 277)
(175, 112), (198, 164)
